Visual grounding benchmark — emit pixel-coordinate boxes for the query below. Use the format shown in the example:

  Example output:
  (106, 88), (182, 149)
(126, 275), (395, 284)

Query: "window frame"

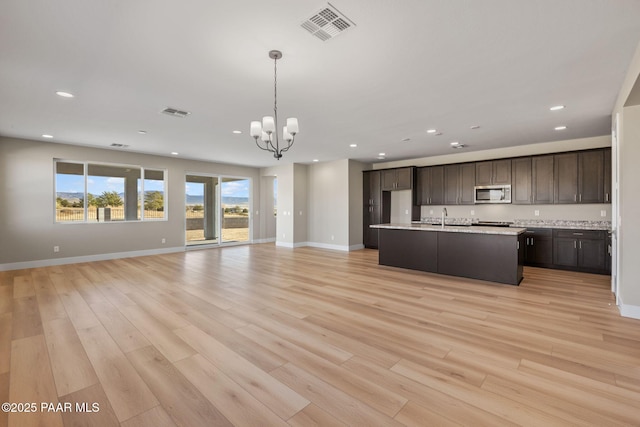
(54, 159), (168, 224)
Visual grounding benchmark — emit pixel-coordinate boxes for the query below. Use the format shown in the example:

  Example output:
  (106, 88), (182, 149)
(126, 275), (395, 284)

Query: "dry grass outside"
(186, 228), (249, 243)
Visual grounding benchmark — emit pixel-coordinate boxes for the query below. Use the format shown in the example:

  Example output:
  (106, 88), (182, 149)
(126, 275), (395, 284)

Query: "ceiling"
(1, 0), (640, 168)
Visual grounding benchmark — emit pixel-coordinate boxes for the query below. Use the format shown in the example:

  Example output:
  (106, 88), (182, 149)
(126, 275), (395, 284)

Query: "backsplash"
(418, 203), (611, 222)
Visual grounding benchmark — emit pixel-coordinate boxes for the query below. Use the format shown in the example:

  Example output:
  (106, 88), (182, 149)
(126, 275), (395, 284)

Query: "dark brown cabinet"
(381, 167), (414, 191)
(363, 171), (390, 249)
(523, 228), (553, 267)
(444, 163), (475, 205)
(512, 157), (532, 204)
(604, 148), (612, 203)
(417, 166), (444, 205)
(532, 155), (554, 204)
(555, 150), (606, 204)
(552, 229), (607, 273)
(475, 159), (511, 186)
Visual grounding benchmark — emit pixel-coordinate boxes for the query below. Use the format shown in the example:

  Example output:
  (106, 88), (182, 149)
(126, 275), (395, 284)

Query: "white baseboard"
(619, 303), (640, 319)
(0, 246), (185, 272)
(253, 238), (276, 244)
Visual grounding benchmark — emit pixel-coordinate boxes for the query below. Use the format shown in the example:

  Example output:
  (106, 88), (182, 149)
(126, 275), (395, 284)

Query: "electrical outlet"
(534, 210), (540, 216)
(470, 210), (475, 216)
(601, 210), (607, 217)
(53, 246), (59, 253)
(405, 209), (409, 215)
(331, 235), (335, 241)
(161, 238), (166, 244)
(429, 209), (434, 215)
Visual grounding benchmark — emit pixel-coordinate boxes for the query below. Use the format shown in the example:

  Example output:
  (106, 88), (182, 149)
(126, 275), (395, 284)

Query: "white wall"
(308, 159), (350, 249)
(293, 164), (308, 245)
(611, 39), (640, 318)
(0, 137), (262, 269)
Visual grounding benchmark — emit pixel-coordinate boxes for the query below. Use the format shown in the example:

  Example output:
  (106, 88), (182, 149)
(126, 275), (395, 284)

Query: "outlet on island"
(53, 246), (60, 253)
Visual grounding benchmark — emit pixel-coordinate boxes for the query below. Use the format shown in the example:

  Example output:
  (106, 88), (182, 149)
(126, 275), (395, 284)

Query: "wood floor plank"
(120, 406), (176, 427)
(126, 345), (233, 427)
(33, 273), (67, 322)
(0, 285), (12, 315)
(75, 324), (159, 422)
(9, 335), (63, 427)
(90, 301), (151, 353)
(174, 324), (310, 420)
(0, 372), (8, 427)
(11, 296), (43, 339)
(119, 304), (196, 363)
(12, 275), (35, 299)
(237, 323), (408, 418)
(0, 313), (11, 374)
(42, 317), (99, 397)
(1, 245), (638, 426)
(175, 353), (289, 427)
(58, 383), (119, 427)
(271, 362), (404, 427)
(286, 403), (348, 427)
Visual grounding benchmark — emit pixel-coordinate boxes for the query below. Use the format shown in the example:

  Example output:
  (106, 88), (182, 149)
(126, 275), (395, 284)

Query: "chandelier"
(250, 50), (299, 160)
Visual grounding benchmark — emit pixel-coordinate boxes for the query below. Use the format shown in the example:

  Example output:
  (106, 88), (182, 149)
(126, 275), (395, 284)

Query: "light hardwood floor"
(1, 244), (639, 426)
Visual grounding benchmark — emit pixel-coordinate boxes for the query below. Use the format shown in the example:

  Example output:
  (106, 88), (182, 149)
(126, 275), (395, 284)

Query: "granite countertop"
(371, 223), (526, 236)
(511, 219), (611, 231)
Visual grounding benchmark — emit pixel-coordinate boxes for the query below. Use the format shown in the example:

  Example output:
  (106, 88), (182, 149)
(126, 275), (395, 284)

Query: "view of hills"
(57, 192), (248, 206)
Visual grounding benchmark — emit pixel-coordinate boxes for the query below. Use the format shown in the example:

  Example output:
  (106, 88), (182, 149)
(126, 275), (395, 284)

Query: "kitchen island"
(371, 223), (527, 285)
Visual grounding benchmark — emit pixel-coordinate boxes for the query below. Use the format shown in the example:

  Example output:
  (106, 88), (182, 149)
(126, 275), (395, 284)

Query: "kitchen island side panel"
(438, 232), (523, 285)
(379, 228), (438, 272)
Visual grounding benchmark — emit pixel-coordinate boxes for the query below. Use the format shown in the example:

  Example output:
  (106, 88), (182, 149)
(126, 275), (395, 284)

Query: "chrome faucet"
(441, 207), (448, 229)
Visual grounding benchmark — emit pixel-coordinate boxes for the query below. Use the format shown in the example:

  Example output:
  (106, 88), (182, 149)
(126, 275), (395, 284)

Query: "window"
(55, 160), (166, 223)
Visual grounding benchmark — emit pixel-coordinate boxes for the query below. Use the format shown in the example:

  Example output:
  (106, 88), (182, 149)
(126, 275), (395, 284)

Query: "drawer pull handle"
(573, 233), (584, 236)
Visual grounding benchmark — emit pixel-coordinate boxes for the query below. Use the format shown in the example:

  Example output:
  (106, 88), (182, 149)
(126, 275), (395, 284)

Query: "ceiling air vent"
(110, 143), (129, 148)
(161, 107), (191, 118)
(301, 3), (355, 42)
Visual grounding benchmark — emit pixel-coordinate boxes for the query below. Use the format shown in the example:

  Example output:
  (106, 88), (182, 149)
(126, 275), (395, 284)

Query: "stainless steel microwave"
(474, 184), (511, 204)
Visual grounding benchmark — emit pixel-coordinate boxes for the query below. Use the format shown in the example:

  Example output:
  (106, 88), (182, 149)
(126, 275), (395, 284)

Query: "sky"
(58, 173), (250, 198)
(185, 179), (250, 198)
(56, 174), (165, 195)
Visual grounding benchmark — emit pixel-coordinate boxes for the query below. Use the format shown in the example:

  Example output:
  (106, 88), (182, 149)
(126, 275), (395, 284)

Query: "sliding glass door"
(185, 174), (250, 246)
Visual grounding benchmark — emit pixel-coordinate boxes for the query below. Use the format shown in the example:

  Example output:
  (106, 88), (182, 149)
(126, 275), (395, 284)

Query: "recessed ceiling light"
(377, 156), (385, 160)
(427, 129), (437, 134)
(379, 152), (386, 156)
(233, 130), (242, 134)
(550, 105), (565, 111)
(470, 125), (480, 130)
(138, 130), (147, 134)
(55, 91), (74, 98)
(170, 152), (179, 155)
(450, 142), (459, 146)
(42, 134), (53, 138)
(555, 126), (567, 130)
(312, 159), (319, 162)
(349, 144), (357, 148)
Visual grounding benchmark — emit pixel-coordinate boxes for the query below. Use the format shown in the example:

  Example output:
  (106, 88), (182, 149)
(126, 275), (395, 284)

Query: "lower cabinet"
(523, 228), (553, 267)
(522, 228), (610, 275)
(551, 229), (608, 274)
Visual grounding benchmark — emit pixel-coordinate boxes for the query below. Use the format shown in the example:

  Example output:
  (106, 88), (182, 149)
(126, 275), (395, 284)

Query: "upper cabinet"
(417, 166), (444, 205)
(555, 150), (606, 204)
(444, 163), (475, 205)
(512, 157), (532, 204)
(475, 159), (511, 186)
(532, 155), (554, 204)
(381, 167), (414, 191)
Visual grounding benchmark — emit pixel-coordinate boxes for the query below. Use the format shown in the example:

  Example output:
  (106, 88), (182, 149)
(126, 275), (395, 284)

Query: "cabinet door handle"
(579, 194), (582, 202)
(574, 194), (577, 202)
(605, 193), (609, 202)
(579, 241), (582, 249)
(531, 237), (534, 245)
